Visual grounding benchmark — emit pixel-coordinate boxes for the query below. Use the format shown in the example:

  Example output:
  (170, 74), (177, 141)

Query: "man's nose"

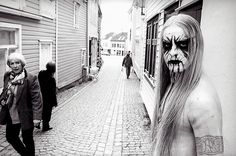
(169, 44), (178, 56)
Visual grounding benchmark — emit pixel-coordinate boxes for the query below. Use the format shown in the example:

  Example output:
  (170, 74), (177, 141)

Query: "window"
(164, 0), (203, 23)
(74, 2), (80, 29)
(0, 22), (21, 88)
(40, 0), (56, 19)
(39, 40), (53, 70)
(144, 15), (158, 79)
(81, 48), (86, 66)
(129, 29), (131, 41)
(112, 43), (116, 48)
(178, 0), (203, 24)
(164, 2), (179, 22)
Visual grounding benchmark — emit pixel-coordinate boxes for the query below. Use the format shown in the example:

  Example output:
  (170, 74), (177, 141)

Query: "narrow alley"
(0, 56), (151, 155)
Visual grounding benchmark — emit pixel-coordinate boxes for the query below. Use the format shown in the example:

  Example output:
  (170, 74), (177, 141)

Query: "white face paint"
(162, 25), (190, 73)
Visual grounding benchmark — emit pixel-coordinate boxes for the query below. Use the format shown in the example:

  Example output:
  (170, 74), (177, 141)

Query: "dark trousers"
(6, 123), (35, 156)
(126, 66), (131, 78)
(42, 106), (52, 129)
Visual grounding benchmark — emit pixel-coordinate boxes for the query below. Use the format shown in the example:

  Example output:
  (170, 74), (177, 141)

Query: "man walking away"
(38, 61), (58, 132)
(122, 52), (133, 79)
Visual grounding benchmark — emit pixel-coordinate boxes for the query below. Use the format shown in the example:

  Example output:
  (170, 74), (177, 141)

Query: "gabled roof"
(110, 32), (128, 41)
(104, 32), (115, 40)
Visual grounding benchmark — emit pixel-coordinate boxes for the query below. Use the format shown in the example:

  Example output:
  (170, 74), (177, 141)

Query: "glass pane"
(75, 3), (80, 27)
(40, 43), (52, 70)
(0, 30), (15, 45)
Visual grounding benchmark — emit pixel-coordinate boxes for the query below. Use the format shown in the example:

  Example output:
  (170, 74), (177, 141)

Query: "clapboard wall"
(0, 0), (56, 75)
(57, 0), (87, 88)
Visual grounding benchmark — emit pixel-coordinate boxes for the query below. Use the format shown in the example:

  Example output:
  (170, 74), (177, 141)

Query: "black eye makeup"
(175, 39), (189, 51)
(162, 36), (189, 55)
(163, 41), (172, 51)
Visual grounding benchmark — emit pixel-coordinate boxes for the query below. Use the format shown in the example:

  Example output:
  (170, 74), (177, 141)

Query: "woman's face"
(9, 59), (23, 74)
(162, 25), (190, 73)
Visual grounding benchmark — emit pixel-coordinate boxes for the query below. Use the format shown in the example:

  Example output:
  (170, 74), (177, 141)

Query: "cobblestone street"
(0, 56), (151, 155)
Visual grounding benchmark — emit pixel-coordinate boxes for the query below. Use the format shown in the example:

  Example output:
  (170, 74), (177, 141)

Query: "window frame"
(0, 22), (22, 89)
(81, 48), (86, 66)
(39, 40), (53, 71)
(144, 15), (159, 82)
(74, 1), (81, 29)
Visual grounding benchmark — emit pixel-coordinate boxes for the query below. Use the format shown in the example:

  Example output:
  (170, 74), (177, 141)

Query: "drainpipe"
(86, 1), (89, 68)
(55, 0), (59, 86)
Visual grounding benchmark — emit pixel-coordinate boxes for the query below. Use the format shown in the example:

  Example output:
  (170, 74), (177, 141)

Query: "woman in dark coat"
(1, 52), (42, 156)
(38, 61), (57, 131)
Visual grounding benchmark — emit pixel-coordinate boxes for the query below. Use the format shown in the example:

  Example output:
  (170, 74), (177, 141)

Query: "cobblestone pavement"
(0, 56), (151, 155)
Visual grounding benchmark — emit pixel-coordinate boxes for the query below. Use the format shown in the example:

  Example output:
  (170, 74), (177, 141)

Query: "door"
(39, 40), (53, 70)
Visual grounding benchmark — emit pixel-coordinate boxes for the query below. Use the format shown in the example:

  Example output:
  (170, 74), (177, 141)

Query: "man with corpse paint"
(151, 14), (224, 156)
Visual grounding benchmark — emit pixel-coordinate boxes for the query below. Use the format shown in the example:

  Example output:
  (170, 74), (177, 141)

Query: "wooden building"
(101, 32), (128, 56)
(87, 0), (101, 69)
(57, 0), (87, 88)
(128, 1), (145, 80)
(0, 0), (56, 89)
(101, 32), (114, 55)
(0, 0), (102, 89)
(110, 32), (127, 56)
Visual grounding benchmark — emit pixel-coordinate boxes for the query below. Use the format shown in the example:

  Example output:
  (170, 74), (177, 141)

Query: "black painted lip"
(168, 60), (181, 64)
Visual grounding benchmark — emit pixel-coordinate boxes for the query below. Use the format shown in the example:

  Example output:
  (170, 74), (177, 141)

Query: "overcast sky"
(100, 0), (133, 37)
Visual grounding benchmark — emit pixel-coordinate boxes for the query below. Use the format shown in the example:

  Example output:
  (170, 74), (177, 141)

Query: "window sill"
(144, 72), (155, 89)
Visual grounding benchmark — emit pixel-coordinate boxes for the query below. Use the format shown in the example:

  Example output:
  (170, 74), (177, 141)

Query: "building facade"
(97, 5), (102, 68)
(130, 0), (236, 155)
(57, 0), (87, 88)
(101, 32), (114, 55)
(0, 0), (57, 88)
(101, 32), (128, 56)
(0, 0), (102, 89)
(128, 1), (145, 80)
(87, 0), (101, 69)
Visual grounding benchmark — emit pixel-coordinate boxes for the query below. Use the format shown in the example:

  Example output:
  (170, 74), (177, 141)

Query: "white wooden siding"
(140, 0), (173, 121)
(140, 76), (156, 120)
(88, 0), (98, 38)
(57, 0), (87, 88)
(146, 0), (176, 20)
(24, 0), (39, 14)
(0, 0), (56, 75)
